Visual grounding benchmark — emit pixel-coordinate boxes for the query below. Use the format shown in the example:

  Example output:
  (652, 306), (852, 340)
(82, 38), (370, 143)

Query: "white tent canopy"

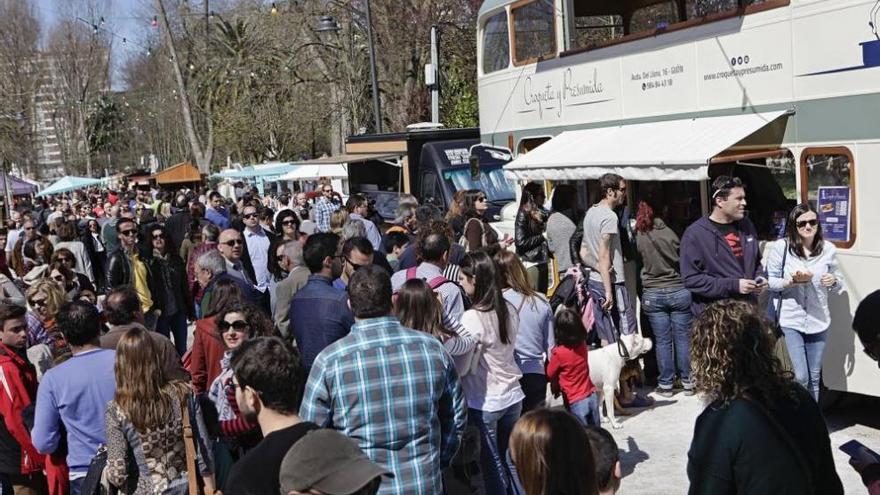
(503, 110), (793, 181)
(278, 163), (348, 181)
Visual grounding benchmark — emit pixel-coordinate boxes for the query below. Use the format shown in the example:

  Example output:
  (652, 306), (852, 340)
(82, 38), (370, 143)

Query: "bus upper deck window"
(512, 0), (556, 64)
(482, 11), (510, 74)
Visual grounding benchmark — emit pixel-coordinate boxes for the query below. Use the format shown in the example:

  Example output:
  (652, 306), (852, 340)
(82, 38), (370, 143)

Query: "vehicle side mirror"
(469, 154), (481, 180)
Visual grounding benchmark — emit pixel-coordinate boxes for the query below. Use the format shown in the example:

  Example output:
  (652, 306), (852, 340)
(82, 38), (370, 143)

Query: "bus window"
(512, 0), (556, 64)
(801, 148), (855, 246)
(482, 10), (510, 74)
(570, 15), (624, 50)
(630, 2), (680, 32)
(687, 0), (772, 17)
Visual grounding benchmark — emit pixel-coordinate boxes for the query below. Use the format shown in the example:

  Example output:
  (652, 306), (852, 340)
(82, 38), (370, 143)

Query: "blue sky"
(37, 0), (153, 88)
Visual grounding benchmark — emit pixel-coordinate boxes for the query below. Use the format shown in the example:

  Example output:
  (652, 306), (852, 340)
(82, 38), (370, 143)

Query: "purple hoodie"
(680, 216), (762, 315)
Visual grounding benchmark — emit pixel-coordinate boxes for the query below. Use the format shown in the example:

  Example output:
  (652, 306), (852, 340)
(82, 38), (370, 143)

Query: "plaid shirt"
(300, 316), (467, 495)
(313, 197), (339, 233)
(26, 312), (51, 348)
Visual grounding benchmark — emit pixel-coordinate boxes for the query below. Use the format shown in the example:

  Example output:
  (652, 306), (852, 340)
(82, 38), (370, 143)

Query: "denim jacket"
(289, 275), (355, 370)
(766, 239), (844, 334)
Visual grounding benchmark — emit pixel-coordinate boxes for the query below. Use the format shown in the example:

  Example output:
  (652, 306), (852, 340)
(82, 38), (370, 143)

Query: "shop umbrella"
(36, 176), (104, 197)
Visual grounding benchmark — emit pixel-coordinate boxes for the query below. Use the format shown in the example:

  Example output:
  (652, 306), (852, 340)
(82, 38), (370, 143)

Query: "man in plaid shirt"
(300, 265), (468, 495)
(313, 184), (340, 233)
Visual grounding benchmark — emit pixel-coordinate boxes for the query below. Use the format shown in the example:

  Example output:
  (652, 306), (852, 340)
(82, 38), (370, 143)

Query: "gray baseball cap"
(279, 429), (392, 494)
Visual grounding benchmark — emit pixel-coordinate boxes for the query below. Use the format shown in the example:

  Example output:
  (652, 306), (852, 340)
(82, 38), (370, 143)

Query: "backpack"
(549, 265), (595, 333)
(458, 217), (487, 253)
(392, 267), (455, 306)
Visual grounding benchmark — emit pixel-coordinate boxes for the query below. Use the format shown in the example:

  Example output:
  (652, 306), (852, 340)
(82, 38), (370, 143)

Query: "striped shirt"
(300, 316), (468, 495)
(313, 198), (339, 233)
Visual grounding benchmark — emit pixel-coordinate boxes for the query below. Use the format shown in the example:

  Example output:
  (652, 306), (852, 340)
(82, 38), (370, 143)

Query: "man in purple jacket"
(680, 176), (767, 316)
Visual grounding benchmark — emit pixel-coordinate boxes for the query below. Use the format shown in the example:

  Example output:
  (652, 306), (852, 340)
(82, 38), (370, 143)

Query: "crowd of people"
(0, 173), (874, 495)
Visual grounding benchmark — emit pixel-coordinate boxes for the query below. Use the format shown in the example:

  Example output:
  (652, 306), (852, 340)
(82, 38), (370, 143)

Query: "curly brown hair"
(691, 300), (795, 406)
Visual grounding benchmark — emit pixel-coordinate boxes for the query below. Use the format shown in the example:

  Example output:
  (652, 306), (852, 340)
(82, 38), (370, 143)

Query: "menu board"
(817, 186), (851, 243)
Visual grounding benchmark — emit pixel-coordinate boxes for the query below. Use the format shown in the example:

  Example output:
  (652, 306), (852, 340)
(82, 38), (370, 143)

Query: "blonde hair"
(113, 326), (188, 432)
(330, 208), (349, 234)
(26, 279), (66, 317)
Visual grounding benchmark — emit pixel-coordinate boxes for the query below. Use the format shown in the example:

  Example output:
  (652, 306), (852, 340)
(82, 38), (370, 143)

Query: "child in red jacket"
(547, 307), (599, 425)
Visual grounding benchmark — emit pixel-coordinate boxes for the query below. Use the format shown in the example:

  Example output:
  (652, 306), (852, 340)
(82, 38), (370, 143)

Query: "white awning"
(503, 110), (793, 181)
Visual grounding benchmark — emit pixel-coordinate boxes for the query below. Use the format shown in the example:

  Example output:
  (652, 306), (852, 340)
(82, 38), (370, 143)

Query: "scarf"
(207, 351), (236, 421)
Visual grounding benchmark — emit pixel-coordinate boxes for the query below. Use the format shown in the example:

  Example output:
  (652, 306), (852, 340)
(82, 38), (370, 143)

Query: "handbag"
(771, 242), (794, 373)
(79, 445), (108, 495)
(181, 395), (200, 495)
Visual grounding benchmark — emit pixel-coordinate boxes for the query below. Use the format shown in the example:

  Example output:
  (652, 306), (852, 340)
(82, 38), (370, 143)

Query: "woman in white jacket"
(766, 203), (843, 400)
(458, 251), (523, 495)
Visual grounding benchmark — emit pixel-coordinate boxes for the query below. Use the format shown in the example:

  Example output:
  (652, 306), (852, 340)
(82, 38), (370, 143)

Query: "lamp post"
(316, 5), (383, 134)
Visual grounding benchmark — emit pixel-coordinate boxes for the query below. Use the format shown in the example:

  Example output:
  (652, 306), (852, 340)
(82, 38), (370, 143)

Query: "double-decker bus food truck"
(476, 0), (880, 399)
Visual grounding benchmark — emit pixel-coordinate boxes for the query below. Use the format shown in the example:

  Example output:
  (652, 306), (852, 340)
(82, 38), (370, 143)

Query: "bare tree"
(46, 0), (112, 177)
(0, 0), (41, 177)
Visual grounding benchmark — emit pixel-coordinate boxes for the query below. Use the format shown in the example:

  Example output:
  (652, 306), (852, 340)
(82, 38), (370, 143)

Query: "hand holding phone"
(840, 440), (880, 470)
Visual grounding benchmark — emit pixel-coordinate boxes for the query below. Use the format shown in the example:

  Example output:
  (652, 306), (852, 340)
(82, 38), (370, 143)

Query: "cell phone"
(839, 440), (880, 464)
(754, 276), (766, 285)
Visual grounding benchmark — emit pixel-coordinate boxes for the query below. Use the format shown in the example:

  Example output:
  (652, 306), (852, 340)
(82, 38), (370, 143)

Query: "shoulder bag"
(181, 395), (200, 495)
(772, 241), (794, 373)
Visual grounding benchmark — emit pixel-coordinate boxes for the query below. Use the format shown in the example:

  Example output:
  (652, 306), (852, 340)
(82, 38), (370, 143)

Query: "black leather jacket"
(515, 208), (549, 263)
(149, 253), (193, 318)
(105, 247), (153, 299)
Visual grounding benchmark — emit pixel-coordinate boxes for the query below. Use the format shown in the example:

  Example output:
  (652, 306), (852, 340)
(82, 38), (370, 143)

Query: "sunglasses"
(242, 213), (257, 219)
(119, 229), (137, 237)
(222, 239), (243, 246)
(476, 197), (487, 203)
(346, 257), (367, 270)
(323, 189), (332, 193)
(796, 219), (818, 229)
(218, 320), (249, 332)
(28, 298), (48, 307)
(51, 274), (65, 282)
(281, 220), (297, 226)
(152, 233), (165, 240)
(711, 180), (740, 199)
(59, 258), (73, 264)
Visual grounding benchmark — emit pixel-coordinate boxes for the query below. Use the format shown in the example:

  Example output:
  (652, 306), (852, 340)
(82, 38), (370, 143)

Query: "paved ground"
(591, 388), (880, 494)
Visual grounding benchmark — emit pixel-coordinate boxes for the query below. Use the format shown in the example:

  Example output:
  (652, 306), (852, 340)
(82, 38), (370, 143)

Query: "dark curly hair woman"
(686, 300), (843, 495)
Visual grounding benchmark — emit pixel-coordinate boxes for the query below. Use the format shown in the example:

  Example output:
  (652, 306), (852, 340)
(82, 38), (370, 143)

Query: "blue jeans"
(470, 402), (522, 495)
(70, 477), (84, 495)
(642, 287), (693, 389)
(156, 311), (188, 356)
(782, 327), (827, 400)
(569, 393), (600, 426)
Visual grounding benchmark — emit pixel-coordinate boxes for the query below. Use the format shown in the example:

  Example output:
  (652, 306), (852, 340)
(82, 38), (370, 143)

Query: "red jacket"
(190, 317), (225, 394)
(546, 342), (597, 405)
(0, 343), (45, 475)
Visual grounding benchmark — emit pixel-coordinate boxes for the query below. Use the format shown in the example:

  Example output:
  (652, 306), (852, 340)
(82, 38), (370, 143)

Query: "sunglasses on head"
(796, 219), (818, 229)
(218, 320), (249, 332)
(222, 239), (243, 246)
(711, 179), (740, 199)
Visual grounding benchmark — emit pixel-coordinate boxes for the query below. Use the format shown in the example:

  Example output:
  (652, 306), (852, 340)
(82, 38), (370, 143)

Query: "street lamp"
(317, 6), (383, 134)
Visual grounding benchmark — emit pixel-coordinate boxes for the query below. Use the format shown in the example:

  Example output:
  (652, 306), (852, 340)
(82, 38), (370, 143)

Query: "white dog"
(588, 333), (653, 429)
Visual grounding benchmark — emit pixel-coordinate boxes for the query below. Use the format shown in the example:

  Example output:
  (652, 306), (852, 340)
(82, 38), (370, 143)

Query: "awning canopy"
(278, 164), (348, 181)
(152, 162), (202, 184)
(503, 110), (793, 182)
(296, 152), (402, 167)
(0, 175), (39, 195)
(36, 176), (103, 197)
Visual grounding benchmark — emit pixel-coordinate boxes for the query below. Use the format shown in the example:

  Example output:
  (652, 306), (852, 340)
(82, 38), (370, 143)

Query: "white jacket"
(766, 239), (844, 334)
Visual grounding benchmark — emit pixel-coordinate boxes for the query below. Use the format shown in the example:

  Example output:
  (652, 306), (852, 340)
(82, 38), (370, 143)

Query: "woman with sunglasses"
(765, 203), (844, 401)
(51, 249), (95, 294)
(191, 278), (244, 394)
(275, 209), (301, 243)
(461, 189), (500, 252)
(53, 221), (94, 287)
(149, 226), (193, 357)
(207, 303), (276, 478)
(515, 183), (550, 293)
(46, 260), (84, 301)
(82, 219), (106, 292)
(25, 279), (69, 364)
(23, 237), (53, 277)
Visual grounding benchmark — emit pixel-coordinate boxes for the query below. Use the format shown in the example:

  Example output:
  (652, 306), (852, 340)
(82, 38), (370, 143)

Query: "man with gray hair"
(196, 249), (259, 315)
(273, 241), (309, 337)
